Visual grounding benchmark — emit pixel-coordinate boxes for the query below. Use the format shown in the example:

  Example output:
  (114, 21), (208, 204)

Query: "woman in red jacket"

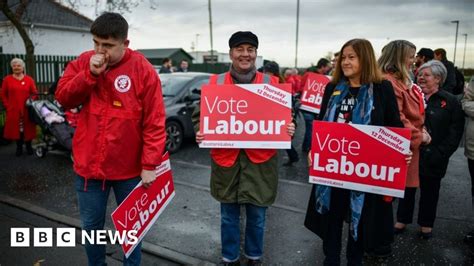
(378, 40), (429, 236)
(1, 58), (37, 156)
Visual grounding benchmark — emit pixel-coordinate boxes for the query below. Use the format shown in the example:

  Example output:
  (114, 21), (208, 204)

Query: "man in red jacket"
(56, 12), (166, 265)
(194, 31), (295, 265)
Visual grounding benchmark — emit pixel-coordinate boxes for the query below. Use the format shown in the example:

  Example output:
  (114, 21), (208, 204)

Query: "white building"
(0, 0), (93, 56)
(190, 50), (264, 68)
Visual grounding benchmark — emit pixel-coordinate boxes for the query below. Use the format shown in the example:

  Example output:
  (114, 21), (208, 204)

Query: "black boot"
(16, 140), (23, 156)
(25, 141), (33, 155)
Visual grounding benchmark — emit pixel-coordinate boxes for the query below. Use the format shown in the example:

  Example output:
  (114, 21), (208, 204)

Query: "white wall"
(0, 25), (92, 56)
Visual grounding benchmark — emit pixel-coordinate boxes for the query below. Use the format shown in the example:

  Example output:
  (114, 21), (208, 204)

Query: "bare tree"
(0, 0), (36, 78)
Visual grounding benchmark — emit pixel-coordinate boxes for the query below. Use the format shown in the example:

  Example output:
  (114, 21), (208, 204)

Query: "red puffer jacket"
(56, 49), (166, 180)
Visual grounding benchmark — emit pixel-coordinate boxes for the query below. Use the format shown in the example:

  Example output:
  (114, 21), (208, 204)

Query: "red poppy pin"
(441, 100), (447, 108)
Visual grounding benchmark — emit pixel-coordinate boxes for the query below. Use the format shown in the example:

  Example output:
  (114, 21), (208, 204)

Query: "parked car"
(159, 72), (211, 153)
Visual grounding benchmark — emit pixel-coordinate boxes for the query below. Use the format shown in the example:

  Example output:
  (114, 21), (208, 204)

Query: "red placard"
(300, 73), (331, 114)
(309, 121), (411, 198)
(111, 153), (175, 258)
(199, 83), (292, 149)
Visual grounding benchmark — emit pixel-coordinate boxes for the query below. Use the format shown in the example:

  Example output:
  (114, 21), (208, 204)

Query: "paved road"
(1, 117), (473, 264)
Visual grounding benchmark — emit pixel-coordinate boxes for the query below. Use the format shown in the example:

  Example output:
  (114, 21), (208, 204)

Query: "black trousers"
(396, 187), (417, 224)
(322, 189), (363, 266)
(396, 175), (442, 228)
(285, 144), (299, 162)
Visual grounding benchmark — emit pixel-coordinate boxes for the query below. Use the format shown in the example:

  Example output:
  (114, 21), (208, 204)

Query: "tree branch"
(0, 0), (36, 78)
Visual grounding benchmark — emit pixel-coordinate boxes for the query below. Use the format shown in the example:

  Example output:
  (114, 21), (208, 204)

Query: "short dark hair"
(316, 58), (330, 69)
(434, 48), (447, 61)
(91, 12), (128, 40)
(162, 58), (171, 64)
(417, 48), (434, 61)
(263, 61), (280, 76)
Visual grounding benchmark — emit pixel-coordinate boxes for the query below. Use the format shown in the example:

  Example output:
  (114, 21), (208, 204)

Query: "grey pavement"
(0, 201), (179, 266)
(0, 118), (474, 265)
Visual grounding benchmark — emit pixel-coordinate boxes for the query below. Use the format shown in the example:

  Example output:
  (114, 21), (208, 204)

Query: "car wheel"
(166, 121), (183, 153)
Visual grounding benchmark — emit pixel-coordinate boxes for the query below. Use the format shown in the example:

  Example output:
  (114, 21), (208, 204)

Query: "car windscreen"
(159, 76), (193, 97)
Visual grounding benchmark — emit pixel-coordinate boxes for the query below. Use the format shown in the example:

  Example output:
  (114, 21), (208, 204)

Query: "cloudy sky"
(72, 0), (474, 68)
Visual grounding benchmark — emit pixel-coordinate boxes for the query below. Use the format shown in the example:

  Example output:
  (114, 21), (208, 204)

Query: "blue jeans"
(220, 203), (267, 262)
(302, 111), (316, 152)
(75, 176), (142, 266)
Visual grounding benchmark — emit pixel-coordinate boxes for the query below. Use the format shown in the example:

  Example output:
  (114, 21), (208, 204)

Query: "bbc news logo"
(10, 228), (138, 247)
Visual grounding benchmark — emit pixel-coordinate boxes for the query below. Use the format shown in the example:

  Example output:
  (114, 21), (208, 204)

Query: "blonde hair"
(10, 58), (25, 69)
(332, 38), (383, 85)
(378, 40), (416, 84)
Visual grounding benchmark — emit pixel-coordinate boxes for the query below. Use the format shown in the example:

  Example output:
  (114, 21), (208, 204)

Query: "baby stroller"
(26, 94), (74, 158)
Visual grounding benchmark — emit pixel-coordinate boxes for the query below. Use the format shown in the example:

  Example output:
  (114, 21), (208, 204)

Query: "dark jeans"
(322, 189), (363, 266)
(75, 176), (142, 266)
(396, 175), (442, 227)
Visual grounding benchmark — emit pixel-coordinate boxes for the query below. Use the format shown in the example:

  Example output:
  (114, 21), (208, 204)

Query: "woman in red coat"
(1, 58), (38, 156)
(378, 40), (428, 236)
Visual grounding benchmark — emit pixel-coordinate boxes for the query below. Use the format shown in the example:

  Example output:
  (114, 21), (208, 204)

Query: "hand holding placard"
(199, 83), (292, 149)
(309, 121), (411, 198)
(111, 153), (175, 258)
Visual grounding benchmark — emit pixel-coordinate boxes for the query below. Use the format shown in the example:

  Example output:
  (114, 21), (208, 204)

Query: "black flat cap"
(229, 31), (258, 49)
(417, 48), (434, 60)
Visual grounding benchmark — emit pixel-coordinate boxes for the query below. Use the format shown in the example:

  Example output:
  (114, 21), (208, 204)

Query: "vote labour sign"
(300, 73), (331, 114)
(309, 121), (411, 198)
(199, 83), (292, 149)
(111, 153), (175, 258)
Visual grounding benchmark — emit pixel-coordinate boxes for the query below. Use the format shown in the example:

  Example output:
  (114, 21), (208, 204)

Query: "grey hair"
(418, 60), (447, 85)
(10, 58), (25, 68)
